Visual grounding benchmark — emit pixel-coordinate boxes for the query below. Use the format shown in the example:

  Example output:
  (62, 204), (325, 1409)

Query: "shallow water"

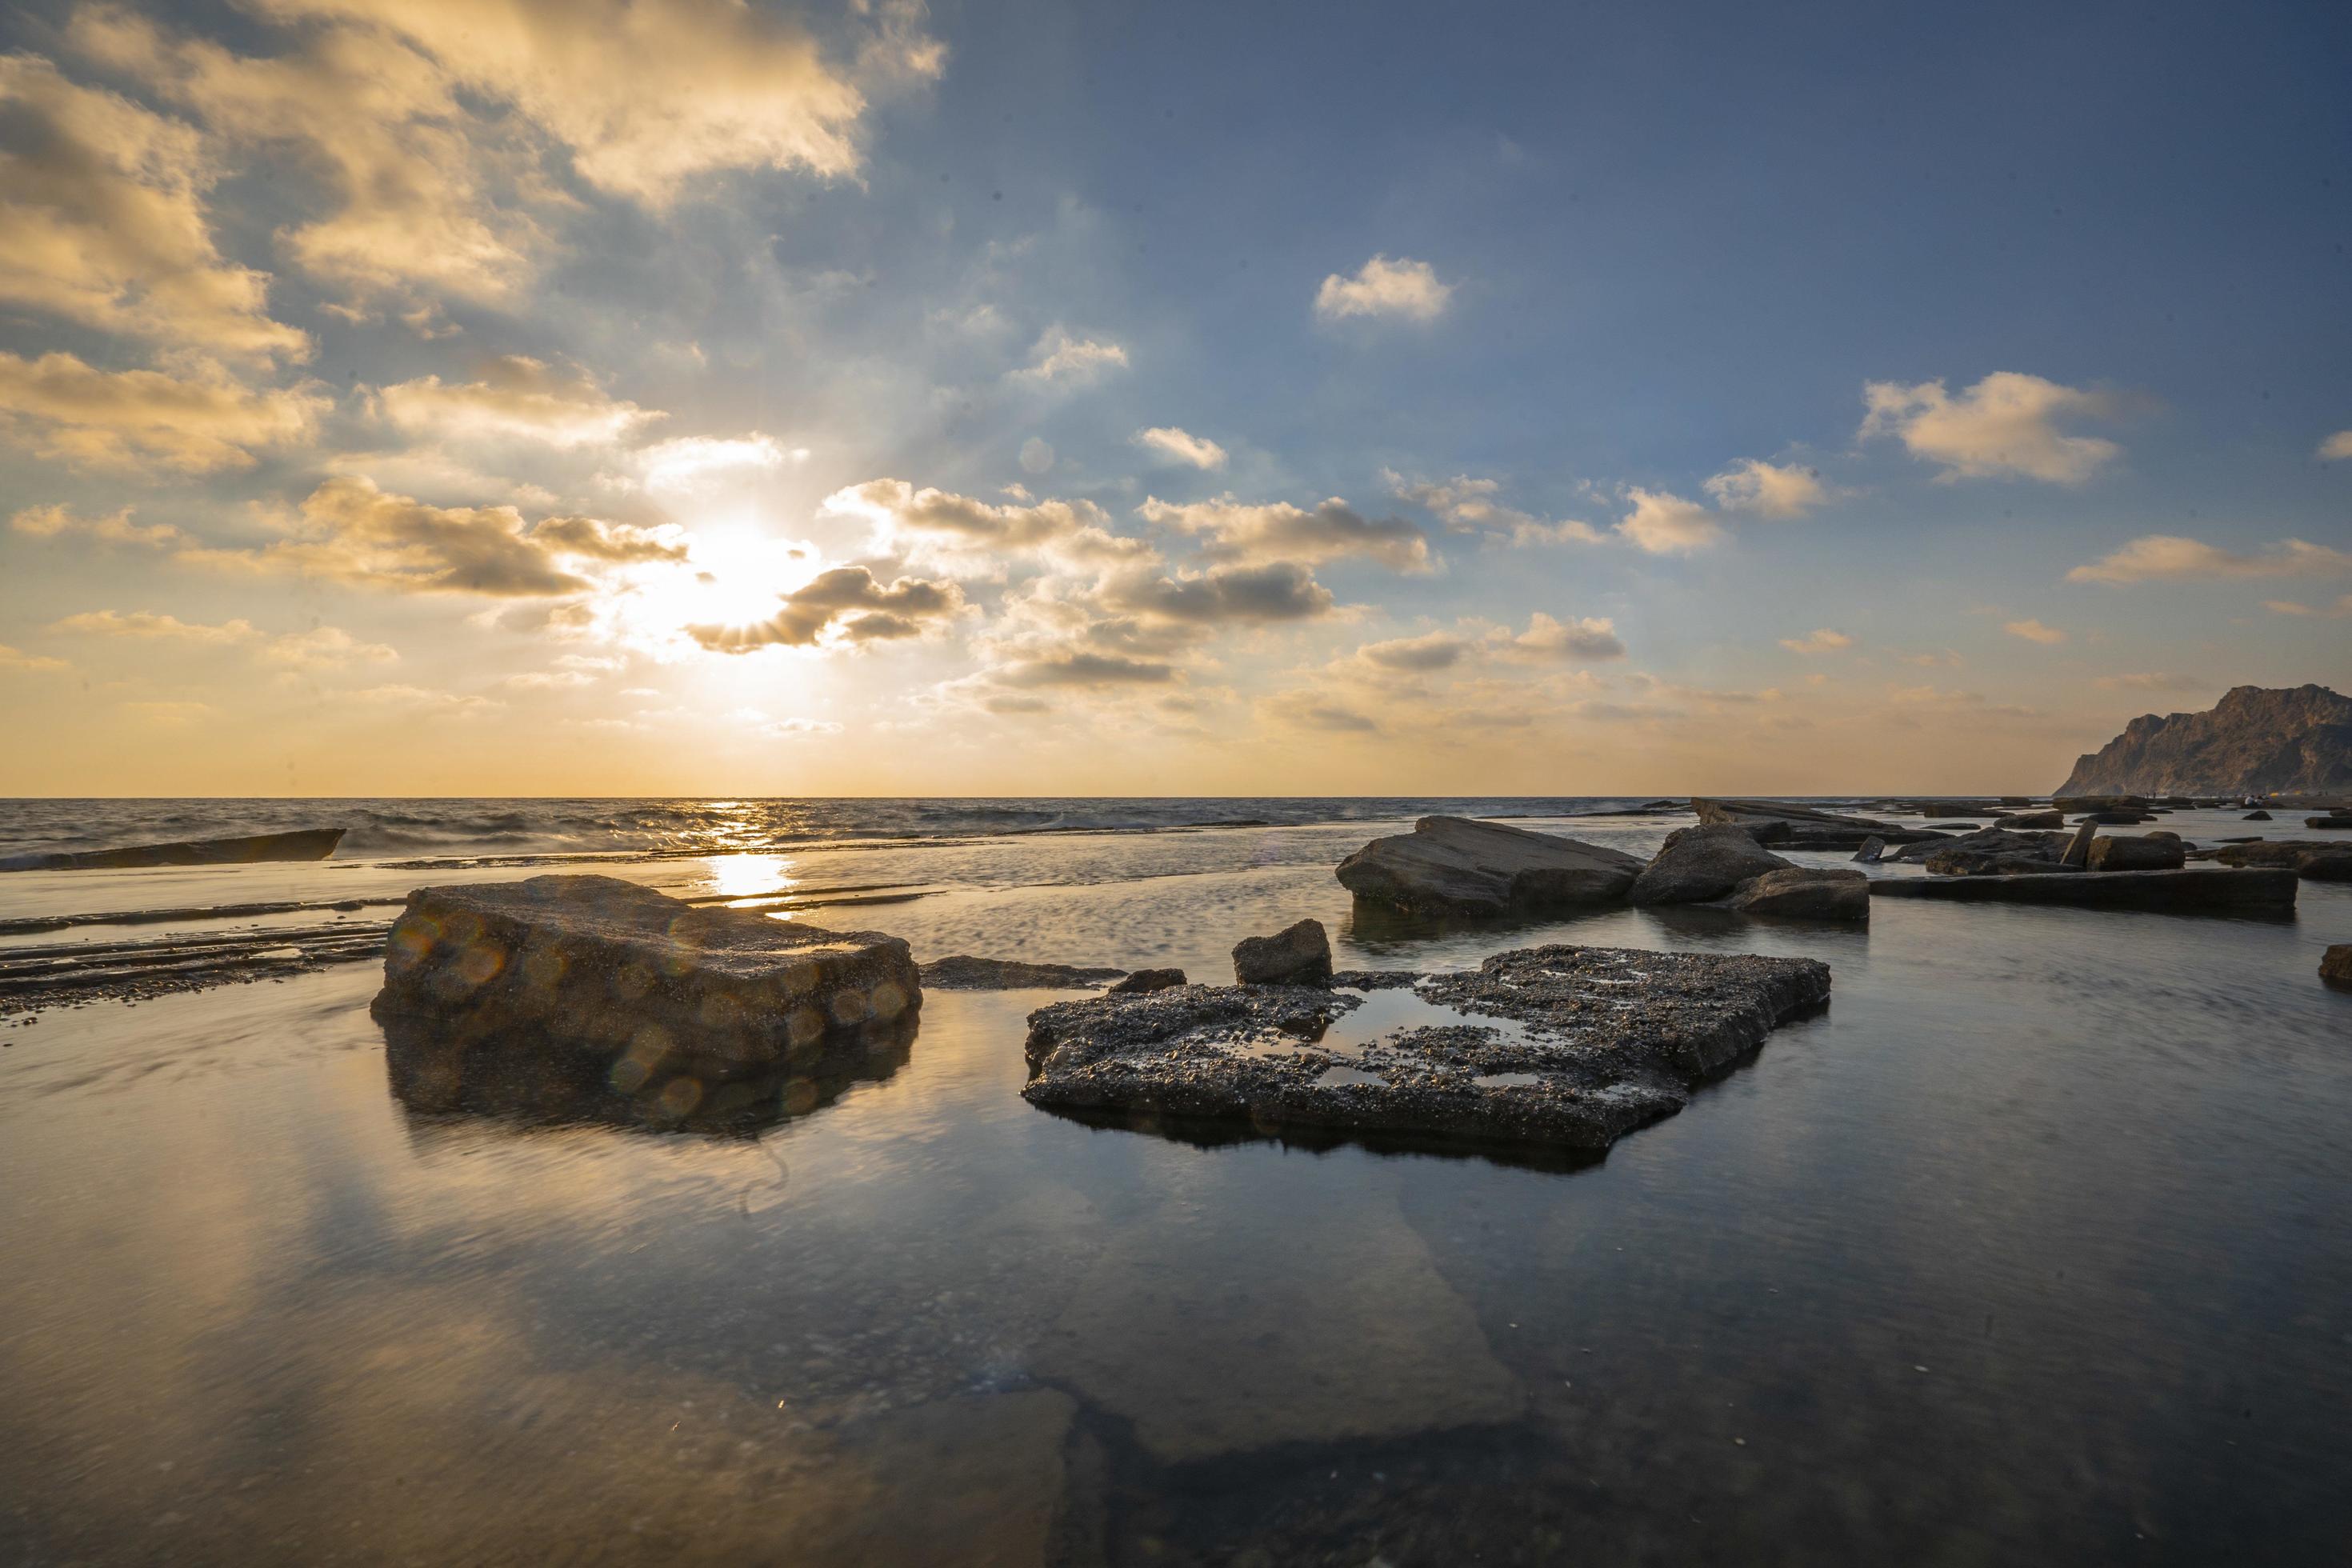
(2, 804), (2349, 1563)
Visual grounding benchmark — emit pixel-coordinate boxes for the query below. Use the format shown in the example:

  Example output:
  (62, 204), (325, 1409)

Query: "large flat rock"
(1022, 943), (1830, 1151)
(1870, 866), (2298, 911)
(1691, 798), (1944, 850)
(372, 874), (921, 1074)
(1335, 815), (1643, 916)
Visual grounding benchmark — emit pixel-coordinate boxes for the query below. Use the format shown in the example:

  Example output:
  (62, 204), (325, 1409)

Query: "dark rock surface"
(1107, 967), (1188, 994)
(1022, 944), (1831, 1151)
(0, 826), (346, 873)
(2212, 841), (2352, 881)
(2305, 815), (2352, 830)
(1231, 918), (1333, 986)
(2242, 810), (2274, 821)
(1718, 866), (1870, 921)
(1870, 866), (2298, 911)
(1888, 826), (2069, 872)
(1690, 798), (1942, 850)
(1630, 825), (1793, 905)
(1334, 816), (1643, 915)
(2086, 835), (2188, 872)
(1328, 969), (1426, 990)
(370, 875), (921, 1074)
(2057, 684), (2352, 796)
(921, 955), (1126, 990)
(2323, 946), (2352, 987)
(1995, 810), (2065, 830)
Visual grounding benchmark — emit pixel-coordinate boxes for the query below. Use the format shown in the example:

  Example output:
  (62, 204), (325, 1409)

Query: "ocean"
(1, 797), (2347, 1562)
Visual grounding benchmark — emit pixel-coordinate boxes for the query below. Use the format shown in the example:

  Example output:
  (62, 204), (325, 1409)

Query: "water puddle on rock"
(1230, 985), (1539, 1071)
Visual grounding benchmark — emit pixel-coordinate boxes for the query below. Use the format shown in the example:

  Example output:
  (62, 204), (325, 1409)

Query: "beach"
(2, 798), (2349, 1563)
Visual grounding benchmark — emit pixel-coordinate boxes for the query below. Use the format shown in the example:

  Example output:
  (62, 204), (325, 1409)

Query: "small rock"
(1721, 866), (1870, 922)
(1630, 825), (1793, 905)
(2242, 810), (2273, 821)
(1994, 810), (2065, 830)
(1108, 967), (1188, 994)
(2086, 835), (2186, 872)
(1232, 919), (1333, 987)
(2322, 946), (2352, 987)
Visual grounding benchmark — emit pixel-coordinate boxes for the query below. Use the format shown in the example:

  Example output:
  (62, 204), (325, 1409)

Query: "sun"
(604, 519), (826, 658)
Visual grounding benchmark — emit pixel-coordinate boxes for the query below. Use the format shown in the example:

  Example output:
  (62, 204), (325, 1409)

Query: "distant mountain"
(2057, 685), (2352, 796)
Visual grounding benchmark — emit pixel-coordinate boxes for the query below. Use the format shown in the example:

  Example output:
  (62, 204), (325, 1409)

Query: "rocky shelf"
(1021, 943), (1830, 1153)
(1869, 866), (2298, 911)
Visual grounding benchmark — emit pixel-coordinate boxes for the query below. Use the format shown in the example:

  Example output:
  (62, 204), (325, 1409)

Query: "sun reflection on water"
(704, 852), (794, 901)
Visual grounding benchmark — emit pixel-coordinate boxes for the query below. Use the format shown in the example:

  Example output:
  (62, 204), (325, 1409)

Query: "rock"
(1851, 837), (1886, 864)
(2086, 834), (2187, 871)
(2059, 818), (2099, 867)
(1886, 826), (2068, 867)
(1869, 866), (2298, 912)
(1721, 866), (1870, 921)
(1883, 799), (2001, 818)
(1995, 810), (2065, 830)
(1232, 918), (1333, 986)
(2323, 946), (2352, 987)
(920, 955), (1126, 990)
(0, 826), (346, 873)
(2075, 810), (2152, 826)
(370, 874), (921, 1075)
(2057, 685), (2352, 797)
(2243, 810), (2274, 821)
(1690, 798), (1942, 849)
(1334, 816), (1643, 916)
(1630, 825), (1794, 905)
(1329, 969), (1426, 990)
(2213, 841), (2352, 881)
(1923, 822), (1982, 831)
(1022, 943), (1832, 1153)
(2306, 816), (2352, 830)
(1107, 966), (1188, 994)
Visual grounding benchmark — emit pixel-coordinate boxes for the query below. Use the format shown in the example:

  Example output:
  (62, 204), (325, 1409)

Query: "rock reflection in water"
(381, 1010), (919, 1134)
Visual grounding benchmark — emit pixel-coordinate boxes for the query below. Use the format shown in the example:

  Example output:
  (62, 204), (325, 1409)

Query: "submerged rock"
(1022, 944), (1831, 1152)
(1869, 866), (2298, 912)
(1719, 866), (1870, 921)
(2242, 810), (2274, 821)
(1232, 918), (1333, 986)
(2306, 815), (2352, 830)
(2212, 841), (2352, 881)
(1334, 815), (1643, 915)
(371, 874), (921, 1076)
(921, 954), (1125, 990)
(1107, 966), (1188, 994)
(2323, 946), (2352, 987)
(1630, 824), (1792, 905)
(1996, 810), (2066, 830)
(0, 826), (346, 873)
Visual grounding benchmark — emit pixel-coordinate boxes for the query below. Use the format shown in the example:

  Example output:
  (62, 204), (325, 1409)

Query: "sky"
(1, 0), (2347, 797)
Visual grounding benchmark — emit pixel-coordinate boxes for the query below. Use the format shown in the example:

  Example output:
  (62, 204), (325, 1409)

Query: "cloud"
(2318, 431), (2352, 462)
(2263, 595), (2352, 618)
(991, 651), (1177, 689)
(1136, 494), (1432, 571)
(186, 475), (680, 594)
(1778, 627), (1854, 654)
(2002, 618), (2067, 645)
(1261, 690), (1381, 732)
(1384, 471), (1604, 546)
(118, 699), (213, 726)
(688, 566), (962, 653)
(2066, 534), (2352, 584)
(1899, 650), (1965, 667)
(10, 502), (184, 547)
(1358, 631), (1470, 672)
(350, 682), (498, 716)
(376, 357), (658, 446)
(1614, 487), (1724, 555)
(1498, 612), (1626, 661)
(1706, 458), (1828, 518)
(0, 644), (71, 674)
(1134, 426), (1227, 470)
(0, 53), (308, 362)
(0, 350), (326, 472)
(1010, 327), (1129, 386)
(2093, 672), (2206, 692)
(1314, 255), (1451, 323)
(48, 608), (398, 666)
(638, 434), (794, 494)
(1859, 372), (2124, 482)
(822, 478), (1138, 562)
(1099, 562), (1335, 625)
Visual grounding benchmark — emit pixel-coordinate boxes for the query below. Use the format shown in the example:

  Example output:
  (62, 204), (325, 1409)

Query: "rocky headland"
(2056, 684), (2352, 797)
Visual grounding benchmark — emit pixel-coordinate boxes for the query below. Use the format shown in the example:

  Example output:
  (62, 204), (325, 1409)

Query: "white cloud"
(637, 434), (794, 494)
(10, 503), (184, 547)
(1136, 494), (1432, 572)
(1384, 471), (1604, 546)
(1314, 254), (1451, 323)
(1498, 613), (1625, 662)
(2002, 618), (2067, 645)
(1859, 372), (2124, 483)
(377, 357), (658, 447)
(1010, 327), (1128, 385)
(2317, 430), (2352, 461)
(48, 608), (398, 667)
(1706, 458), (1828, 518)
(2263, 595), (2352, 618)
(1614, 488), (1724, 555)
(1778, 627), (1853, 654)
(688, 565), (963, 653)
(0, 644), (71, 674)
(1357, 630), (1470, 672)
(2093, 672), (2206, 692)
(1134, 426), (1228, 470)
(2066, 534), (2352, 584)
(0, 350), (326, 472)
(0, 54), (308, 362)
(822, 478), (1139, 566)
